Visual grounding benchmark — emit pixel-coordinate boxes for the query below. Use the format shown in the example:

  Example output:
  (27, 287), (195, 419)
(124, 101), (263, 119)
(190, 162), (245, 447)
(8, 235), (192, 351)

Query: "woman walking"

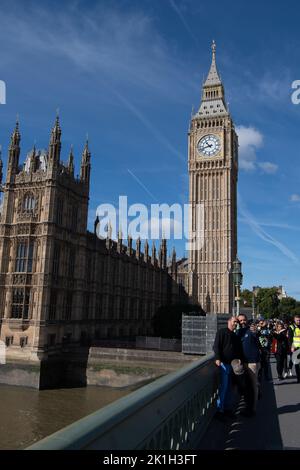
(273, 321), (289, 381)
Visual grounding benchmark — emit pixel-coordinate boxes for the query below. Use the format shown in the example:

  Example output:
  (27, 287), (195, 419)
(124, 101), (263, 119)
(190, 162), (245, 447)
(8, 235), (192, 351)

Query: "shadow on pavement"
(198, 358), (283, 450)
(277, 403), (300, 415)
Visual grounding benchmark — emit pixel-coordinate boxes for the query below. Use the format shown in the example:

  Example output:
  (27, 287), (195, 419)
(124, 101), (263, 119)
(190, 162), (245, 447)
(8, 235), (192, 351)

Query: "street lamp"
(232, 257), (243, 316)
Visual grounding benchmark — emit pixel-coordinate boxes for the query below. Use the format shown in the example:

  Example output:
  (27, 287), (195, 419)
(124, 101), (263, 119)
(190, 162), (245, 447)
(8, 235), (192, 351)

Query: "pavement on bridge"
(198, 357), (300, 450)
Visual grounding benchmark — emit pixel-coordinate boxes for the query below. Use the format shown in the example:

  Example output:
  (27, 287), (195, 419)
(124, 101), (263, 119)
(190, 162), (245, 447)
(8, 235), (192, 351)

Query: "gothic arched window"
(15, 241), (34, 273)
(23, 194), (35, 211)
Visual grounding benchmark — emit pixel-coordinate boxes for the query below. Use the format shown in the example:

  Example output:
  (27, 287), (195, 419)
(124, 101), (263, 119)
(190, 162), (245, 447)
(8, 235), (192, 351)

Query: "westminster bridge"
(27, 353), (300, 451)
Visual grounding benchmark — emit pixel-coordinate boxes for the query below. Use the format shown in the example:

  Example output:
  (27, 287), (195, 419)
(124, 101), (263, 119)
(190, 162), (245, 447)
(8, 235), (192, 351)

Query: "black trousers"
(259, 349), (270, 379)
(234, 372), (255, 412)
(275, 352), (286, 378)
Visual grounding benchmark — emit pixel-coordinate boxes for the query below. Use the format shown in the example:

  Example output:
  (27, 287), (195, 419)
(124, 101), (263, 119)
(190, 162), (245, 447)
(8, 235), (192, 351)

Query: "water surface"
(0, 384), (136, 449)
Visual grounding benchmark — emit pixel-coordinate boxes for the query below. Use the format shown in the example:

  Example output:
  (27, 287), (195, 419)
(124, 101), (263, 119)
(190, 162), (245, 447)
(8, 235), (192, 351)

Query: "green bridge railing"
(27, 353), (218, 450)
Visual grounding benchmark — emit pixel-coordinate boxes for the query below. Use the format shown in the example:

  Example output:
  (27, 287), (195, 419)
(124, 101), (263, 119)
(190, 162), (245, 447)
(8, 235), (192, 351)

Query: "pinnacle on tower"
(106, 220), (113, 250)
(48, 114), (61, 165)
(203, 40), (222, 87)
(117, 226), (123, 253)
(80, 138), (91, 183)
(196, 41), (228, 117)
(151, 242), (156, 265)
(68, 145), (75, 175)
(50, 114), (61, 144)
(127, 234), (133, 256)
(144, 239), (149, 261)
(136, 236), (141, 259)
(29, 144), (37, 172)
(11, 118), (21, 146)
(7, 119), (21, 181)
(159, 238), (167, 269)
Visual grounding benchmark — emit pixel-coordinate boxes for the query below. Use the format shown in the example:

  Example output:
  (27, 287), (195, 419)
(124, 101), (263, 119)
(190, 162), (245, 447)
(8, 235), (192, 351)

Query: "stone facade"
(0, 118), (184, 367)
(187, 42), (238, 314)
(0, 42), (239, 385)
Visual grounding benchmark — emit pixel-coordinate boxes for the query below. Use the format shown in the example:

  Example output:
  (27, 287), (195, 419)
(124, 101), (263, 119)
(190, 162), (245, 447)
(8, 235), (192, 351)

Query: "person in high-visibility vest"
(288, 314), (300, 383)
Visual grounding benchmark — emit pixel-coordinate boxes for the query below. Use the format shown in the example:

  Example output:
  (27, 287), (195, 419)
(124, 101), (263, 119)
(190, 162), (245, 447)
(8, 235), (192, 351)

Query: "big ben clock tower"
(188, 41), (238, 314)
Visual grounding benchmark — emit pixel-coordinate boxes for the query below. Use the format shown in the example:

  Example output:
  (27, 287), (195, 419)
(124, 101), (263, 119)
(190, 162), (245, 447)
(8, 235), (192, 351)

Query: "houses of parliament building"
(0, 42), (238, 383)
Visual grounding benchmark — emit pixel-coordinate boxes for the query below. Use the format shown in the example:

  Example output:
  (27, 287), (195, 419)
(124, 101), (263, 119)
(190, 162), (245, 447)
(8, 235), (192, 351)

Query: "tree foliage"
(241, 288), (300, 320)
(256, 287), (280, 319)
(240, 289), (253, 307)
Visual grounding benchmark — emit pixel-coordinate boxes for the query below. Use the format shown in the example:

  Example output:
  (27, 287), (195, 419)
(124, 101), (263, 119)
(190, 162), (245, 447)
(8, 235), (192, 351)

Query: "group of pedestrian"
(271, 315), (300, 382)
(213, 313), (300, 419)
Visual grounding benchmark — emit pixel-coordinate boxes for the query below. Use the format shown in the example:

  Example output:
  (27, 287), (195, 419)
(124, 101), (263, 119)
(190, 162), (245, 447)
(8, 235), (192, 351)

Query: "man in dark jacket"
(237, 314), (261, 412)
(213, 316), (243, 416)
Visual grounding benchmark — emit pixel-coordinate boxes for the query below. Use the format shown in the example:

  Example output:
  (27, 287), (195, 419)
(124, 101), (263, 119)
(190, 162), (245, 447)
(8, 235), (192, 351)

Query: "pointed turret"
(136, 237), (141, 259)
(68, 145), (74, 175)
(151, 242), (156, 265)
(6, 119), (21, 182)
(29, 145), (37, 173)
(159, 238), (167, 269)
(117, 227), (123, 253)
(80, 139), (91, 184)
(127, 234), (133, 256)
(48, 114), (61, 167)
(144, 239), (149, 262)
(196, 41), (228, 118)
(171, 247), (177, 275)
(203, 40), (222, 87)
(106, 220), (112, 250)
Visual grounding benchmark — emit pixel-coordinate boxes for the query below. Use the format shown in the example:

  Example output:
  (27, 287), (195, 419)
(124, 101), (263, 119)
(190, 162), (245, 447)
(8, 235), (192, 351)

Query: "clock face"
(197, 134), (220, 157)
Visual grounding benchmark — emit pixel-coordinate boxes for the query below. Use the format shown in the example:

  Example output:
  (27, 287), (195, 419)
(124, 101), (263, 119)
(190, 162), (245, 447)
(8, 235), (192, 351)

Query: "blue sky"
(0, 0), (300, 298)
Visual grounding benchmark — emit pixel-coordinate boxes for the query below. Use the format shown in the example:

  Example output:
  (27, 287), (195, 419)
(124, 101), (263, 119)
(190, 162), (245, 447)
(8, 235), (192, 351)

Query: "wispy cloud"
(290, 193), (300, 202)
(127, 169), (159, 202)
(236, 125), (263, 171)
(258, 161), (278, 174)
(236, 125), (278, 174)
(239, 193), (298, 264)
(169, 0), (198, 45)
(0, 3), (197, 103)
(257, 72), (292, 103)
(0, 3), (189, 164)
(239, 218), (300, 232)
(111, 87), (185, 162)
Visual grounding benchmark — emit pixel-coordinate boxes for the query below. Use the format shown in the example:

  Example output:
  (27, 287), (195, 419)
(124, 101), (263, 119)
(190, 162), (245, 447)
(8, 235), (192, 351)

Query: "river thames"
(0, 384), (136, 449)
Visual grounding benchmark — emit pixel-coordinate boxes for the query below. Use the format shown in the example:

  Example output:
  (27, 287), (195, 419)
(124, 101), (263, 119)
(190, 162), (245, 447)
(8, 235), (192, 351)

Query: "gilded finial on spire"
(212, 39), (216, 56)
(202, 40), (222, 87)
